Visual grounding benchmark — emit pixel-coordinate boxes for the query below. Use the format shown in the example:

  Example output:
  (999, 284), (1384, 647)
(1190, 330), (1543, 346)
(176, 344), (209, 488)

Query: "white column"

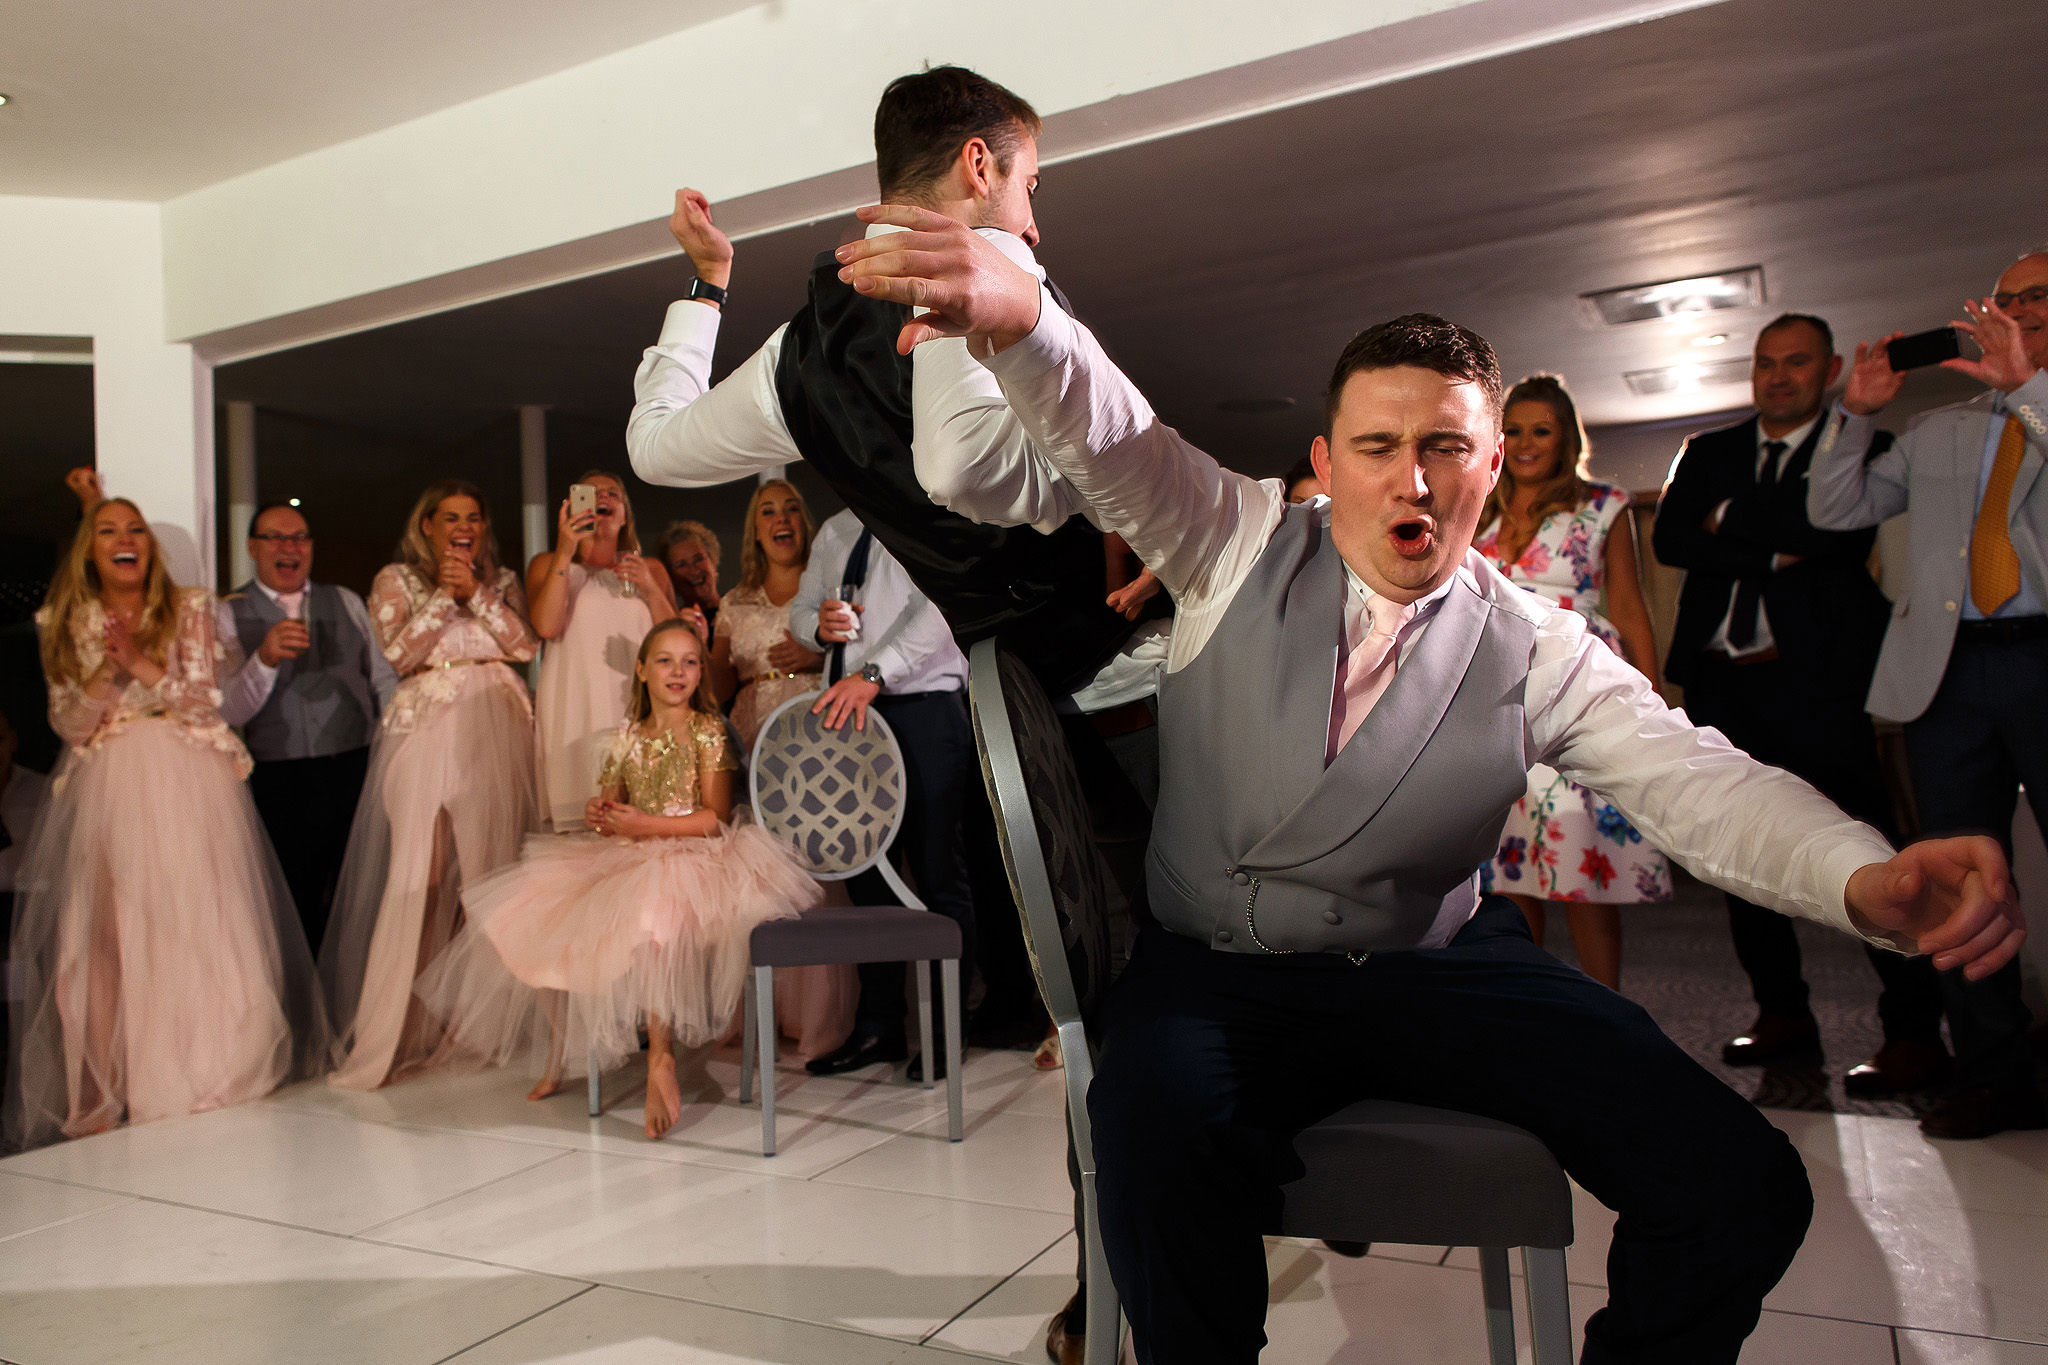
(519, 405), (549, 567)
(226, 401), (257, 588)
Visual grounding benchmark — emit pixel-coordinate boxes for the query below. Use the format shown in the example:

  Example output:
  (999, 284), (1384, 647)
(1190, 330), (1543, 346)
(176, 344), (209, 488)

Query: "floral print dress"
(1474, 483), (1673, 905)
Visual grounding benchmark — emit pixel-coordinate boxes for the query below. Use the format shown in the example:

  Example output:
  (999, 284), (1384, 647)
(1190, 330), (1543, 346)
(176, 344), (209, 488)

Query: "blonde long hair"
(1481, 374), (1595, 537)
(625, 617), (721, 723)
(735, 479), (814, 592)
(395, 479), (500, 581)
(574, 468), (641, 557)
(40, 497), (179, 686)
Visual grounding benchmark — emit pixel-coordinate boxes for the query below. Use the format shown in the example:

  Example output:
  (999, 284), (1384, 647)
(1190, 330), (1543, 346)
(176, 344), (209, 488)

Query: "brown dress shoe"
(1919, 1085), (2048, 1141)
(1721, 1012), (1822, 1067)
(1843, 1039), (1953, 1099)
(1045, 1290), (1084, 1365)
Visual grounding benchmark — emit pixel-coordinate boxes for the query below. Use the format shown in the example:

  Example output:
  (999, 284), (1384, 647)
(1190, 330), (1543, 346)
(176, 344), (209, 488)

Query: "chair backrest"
(749, 690), (908, 884)
(965, 639), (1125, 1030)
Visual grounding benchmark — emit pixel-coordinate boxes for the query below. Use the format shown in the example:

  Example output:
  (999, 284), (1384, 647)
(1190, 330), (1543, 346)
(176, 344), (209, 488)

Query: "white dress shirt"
(625, 223), (1155, 710)
(967, 288), (1900, 943)
(217, 579), (397, 728)
(790, 510), (967, 694)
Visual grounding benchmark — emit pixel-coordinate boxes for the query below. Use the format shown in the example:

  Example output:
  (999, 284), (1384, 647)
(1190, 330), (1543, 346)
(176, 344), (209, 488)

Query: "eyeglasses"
(252, 532), (313, 546)
(1994, 286), (2048, 310)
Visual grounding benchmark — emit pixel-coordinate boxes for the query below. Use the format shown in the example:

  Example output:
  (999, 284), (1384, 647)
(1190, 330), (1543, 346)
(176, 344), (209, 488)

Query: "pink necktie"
(1327, 592), (1417, 763)
(277, 592), (305, 620)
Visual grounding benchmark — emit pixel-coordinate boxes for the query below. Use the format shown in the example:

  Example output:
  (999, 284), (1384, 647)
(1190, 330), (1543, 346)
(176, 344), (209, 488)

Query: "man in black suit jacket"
(1655, 313), (1945, 1097)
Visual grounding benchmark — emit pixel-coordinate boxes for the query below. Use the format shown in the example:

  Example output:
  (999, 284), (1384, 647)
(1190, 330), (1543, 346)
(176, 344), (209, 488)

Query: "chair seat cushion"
(1277, 1100), (1575, 1249)
(750, 905), (963, 968)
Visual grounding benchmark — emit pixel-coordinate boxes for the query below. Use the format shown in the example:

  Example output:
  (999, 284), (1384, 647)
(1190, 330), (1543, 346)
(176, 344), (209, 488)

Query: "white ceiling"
(0, 0), (759, 200)
(215, 0), (2048, 474)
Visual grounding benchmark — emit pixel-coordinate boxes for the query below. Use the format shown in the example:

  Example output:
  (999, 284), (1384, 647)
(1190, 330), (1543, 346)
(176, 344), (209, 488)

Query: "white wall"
(0, 196), (212, 586)
(163, 0), (1722, 359)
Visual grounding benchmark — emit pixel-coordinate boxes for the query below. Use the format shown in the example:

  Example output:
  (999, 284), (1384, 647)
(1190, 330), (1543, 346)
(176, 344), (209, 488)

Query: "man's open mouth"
(1389, 518), (1435, 559)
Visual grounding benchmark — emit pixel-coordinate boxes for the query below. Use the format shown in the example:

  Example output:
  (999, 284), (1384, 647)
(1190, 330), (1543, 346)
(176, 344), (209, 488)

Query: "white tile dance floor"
(1, 1044), (2045, 1363)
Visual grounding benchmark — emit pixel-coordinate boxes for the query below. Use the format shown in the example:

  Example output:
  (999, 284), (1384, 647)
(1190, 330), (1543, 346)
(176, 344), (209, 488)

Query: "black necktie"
(1727, 441), (1788, 649)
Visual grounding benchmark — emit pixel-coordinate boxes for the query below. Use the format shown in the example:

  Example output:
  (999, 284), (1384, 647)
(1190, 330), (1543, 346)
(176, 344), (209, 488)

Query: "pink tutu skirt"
(416, 819), (821, 1074)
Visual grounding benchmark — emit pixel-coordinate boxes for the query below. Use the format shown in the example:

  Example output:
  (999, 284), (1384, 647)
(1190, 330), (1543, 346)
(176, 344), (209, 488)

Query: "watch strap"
(684, 276), (728, 307)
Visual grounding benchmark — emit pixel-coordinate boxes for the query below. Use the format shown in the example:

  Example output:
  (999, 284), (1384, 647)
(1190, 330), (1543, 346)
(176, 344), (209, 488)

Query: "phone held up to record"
(1886, 326), (1963, 372)
(568, 482), (597, 521)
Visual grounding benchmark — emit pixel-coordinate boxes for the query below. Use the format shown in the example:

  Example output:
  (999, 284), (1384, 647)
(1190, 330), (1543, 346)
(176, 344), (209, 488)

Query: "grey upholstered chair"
(965, 639), (1576, 1365)
(734, 690), (964, 1157)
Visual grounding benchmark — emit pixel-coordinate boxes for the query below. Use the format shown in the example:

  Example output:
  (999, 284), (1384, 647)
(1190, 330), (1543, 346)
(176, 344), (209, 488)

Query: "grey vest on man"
(225, 582), (378, 762)
(1147, 504), (1542, 956)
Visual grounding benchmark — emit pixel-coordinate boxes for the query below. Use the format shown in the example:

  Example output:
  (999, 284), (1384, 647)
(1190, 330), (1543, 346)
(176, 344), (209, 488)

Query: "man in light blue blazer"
(1810, 249), (2048, 1140)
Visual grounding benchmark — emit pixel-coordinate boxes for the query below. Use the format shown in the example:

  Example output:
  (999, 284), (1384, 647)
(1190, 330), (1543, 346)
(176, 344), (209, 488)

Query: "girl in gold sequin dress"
(418, 620), (821, 1138)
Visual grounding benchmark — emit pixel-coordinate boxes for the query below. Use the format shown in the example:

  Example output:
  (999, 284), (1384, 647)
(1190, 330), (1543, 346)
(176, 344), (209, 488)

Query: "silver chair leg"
(915, 959), (935, 1092)
(1478, 1247), (1515, 1365)
(1523, 1246), (1572, 1365)
(941, 956), (963, 1141)
(739, 973), (756, 1105)
(585, 1042), (601, 1118)
(755, 965), (777, 1156)
(1081, 1169), (1120, 1365)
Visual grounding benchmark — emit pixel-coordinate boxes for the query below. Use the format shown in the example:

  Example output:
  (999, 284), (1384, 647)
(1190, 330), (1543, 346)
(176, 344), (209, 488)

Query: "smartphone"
(1887, 326), (1962, 372)
(568, 482), (597, 520)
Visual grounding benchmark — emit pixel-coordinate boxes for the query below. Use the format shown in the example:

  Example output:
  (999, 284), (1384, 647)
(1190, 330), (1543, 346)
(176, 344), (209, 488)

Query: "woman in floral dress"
(323, 480), (541, 1089)
(1475, 375), (1670, 989)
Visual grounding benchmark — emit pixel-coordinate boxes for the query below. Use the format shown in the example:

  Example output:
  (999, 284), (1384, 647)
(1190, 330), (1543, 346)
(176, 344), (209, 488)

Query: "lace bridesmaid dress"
(6, 589), (329, 1148)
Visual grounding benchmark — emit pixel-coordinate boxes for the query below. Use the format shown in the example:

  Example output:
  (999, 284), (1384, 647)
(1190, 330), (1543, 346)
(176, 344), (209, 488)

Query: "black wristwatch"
(684, 276), (728, 307)
(859, 662), (884, 688)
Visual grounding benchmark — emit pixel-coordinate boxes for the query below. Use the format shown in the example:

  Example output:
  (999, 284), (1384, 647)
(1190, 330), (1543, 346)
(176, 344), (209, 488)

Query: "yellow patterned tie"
(1970, 416), (2026, 616)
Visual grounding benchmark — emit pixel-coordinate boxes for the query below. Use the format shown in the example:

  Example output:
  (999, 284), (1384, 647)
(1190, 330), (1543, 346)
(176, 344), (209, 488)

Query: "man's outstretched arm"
(627, 189), (803, 488)
(838, 204), (1278, 658)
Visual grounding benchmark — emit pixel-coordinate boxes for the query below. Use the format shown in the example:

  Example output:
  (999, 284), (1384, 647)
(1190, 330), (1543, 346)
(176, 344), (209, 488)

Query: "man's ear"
(1485, 433), (1506, 489)
(958, 137), (995, 198)
(1824, 353), (1844, 389)
(1309, 435), (1332, 490)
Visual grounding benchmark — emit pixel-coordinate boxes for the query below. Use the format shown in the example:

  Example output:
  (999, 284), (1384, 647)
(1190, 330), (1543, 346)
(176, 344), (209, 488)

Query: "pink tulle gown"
(716, 584), (854, 1060)
(417, 713), (822, 1075)
(4, 589), (330, 1149)
(321, 563), (540, 1090)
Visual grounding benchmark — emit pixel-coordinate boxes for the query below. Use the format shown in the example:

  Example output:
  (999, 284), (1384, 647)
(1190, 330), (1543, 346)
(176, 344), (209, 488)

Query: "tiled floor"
(1, 1045), (2044, 1363)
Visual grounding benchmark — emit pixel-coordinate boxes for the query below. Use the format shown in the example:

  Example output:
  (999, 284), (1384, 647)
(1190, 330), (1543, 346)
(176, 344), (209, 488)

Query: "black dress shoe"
(1721, 1013), (1822, 1068)
(1320, 1240), (1371, 1258)
(806, 1031), (908, 1076)
(1843, 1039), (1953, 1099)
(906, 1049), (948, 1083)
(1919, 1084), (2048, 1141)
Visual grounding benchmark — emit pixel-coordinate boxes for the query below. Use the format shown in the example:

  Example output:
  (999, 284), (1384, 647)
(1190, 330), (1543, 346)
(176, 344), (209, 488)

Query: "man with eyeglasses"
(1810, 249), (2048, 1139)
(220, 502), (397, 952)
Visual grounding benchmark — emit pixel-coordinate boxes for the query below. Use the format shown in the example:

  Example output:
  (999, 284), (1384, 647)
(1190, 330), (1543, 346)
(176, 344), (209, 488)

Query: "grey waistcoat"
(226, 581), (378, 763)
(1147, 504), (1542, 956)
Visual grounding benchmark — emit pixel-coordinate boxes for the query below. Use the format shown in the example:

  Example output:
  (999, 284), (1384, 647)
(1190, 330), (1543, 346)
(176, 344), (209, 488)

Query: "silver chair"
(966, 639), (1575, 1365)
(735, 691), (964, 1156)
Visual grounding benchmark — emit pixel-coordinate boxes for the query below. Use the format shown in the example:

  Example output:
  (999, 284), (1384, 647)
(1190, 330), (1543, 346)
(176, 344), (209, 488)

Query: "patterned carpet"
(1541, 874), (1922, 1118)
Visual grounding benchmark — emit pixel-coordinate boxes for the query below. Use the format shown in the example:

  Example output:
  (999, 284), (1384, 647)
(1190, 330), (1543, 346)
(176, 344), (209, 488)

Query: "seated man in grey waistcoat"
(837, 210), (2027, 1365)
(220, 503), (396, 953)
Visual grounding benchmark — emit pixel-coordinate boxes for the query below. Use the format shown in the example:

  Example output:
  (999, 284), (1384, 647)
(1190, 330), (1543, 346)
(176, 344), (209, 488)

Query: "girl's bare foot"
(645, 1057), (683, 1140)
(527, 1074), (563, 1102)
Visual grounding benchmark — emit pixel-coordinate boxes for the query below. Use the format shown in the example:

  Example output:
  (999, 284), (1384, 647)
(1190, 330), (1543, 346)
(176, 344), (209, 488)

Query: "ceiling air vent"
(1580, 268), (1765, 327)
(1623, 357), (1752, 396)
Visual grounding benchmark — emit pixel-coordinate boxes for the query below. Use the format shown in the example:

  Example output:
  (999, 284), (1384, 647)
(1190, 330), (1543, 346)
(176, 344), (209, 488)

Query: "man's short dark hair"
(248, 501), (308, 539)
(1757, 312), (1834, 356)
(1324, 313), (1504, 435)
(874, 65), (1041, 201)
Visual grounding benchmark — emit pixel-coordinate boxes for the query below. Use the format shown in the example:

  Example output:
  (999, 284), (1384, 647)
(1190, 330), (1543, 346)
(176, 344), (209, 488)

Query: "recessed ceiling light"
(1581, 268), (1765, 327)
(1216, 396), (1296, 415)
(0, 94), (12, 107)
(1624, 356), (1751, 396)
(1691, 333), (1731, 347)
(288, 497), (302, 507)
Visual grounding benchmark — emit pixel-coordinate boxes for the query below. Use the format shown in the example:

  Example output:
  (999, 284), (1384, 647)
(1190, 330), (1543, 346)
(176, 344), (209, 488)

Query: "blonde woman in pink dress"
(708, 478), (854, 1059)
(1473, 375), (1671, 990)
(6, 500), (328, 1148)
(419, 619), (822, 1137)
(323, 481), (542, 1090)
(528, 469), (679, 833)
